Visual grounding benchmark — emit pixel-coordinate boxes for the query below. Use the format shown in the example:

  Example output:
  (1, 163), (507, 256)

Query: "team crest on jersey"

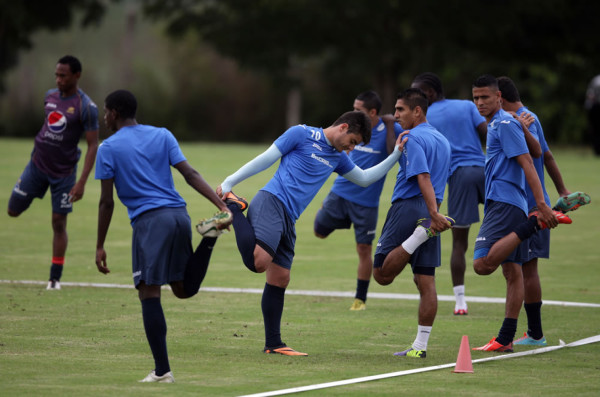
(66, 107), (75, 114)
(47, 111), (67, 133)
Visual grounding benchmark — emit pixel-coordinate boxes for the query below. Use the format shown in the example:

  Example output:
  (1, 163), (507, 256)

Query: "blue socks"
(355, 279), (370, 302)
(524, 301), (544, 340)
(497, 317), (518, 346)
(514, 216), (540, 241)
(183, 236), (217, 297)
(262, 283), (286, 348)
(141, 297), (170, 376)
(228, 204), (258, 272)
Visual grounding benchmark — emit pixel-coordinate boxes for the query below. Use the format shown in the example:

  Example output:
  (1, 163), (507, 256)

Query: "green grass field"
(1, 138), (599, 396)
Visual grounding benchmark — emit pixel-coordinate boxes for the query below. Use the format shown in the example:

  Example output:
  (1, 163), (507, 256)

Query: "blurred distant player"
(498, 76), (590, 347)
(314, 90), (402, 311)
(411, 72), (487, 315)
(7, 55), (99, 290)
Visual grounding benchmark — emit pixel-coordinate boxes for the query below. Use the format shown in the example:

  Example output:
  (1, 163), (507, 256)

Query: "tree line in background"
(1, 0), (599, 145)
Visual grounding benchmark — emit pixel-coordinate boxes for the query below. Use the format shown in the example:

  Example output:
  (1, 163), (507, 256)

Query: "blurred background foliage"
(0, 0), (598, 146)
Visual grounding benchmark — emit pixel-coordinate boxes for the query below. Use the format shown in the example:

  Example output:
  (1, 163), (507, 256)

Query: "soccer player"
(470, 75), (570, 353)
(95, 90), (232, 383)
(372, 88), (453, 359)
(207, 110), (408, 356)
(411, 73), (487, 315)
(7, 55), (99, 290)
(498, 76), (590, 346)
(313, 90), (402, 311)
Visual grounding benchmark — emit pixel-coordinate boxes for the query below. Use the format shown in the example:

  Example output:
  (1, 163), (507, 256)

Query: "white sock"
(412, 325), (432, 351)
(401, 227), (429, 255)
(454, 285), (467, 310)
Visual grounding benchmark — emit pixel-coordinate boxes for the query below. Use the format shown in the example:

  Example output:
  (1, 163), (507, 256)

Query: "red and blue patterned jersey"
(32, 88), (99, 177)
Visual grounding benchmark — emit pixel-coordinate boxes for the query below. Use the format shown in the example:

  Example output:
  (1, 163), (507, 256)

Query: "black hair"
(473, 74), (499, 90)
(497, 76), (521, 103)
(105, 90), (138, 119)
(57, 55), (82, 74)
(412, 72), (444, 97)
(333, 111), (372, 145)
(355, 90), (382, 114)
(397, 88), (429, 114)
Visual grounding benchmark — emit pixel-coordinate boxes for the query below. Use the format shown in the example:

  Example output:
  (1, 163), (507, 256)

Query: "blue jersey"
(33, 88), (99, 177)
(484, 109), (530, 215)
(426, 99), (486, 175)
(331, 118), (402, 207)
(391, 122), (451, 202)
(95, 124), (187, 222)
(263, 124), (356, 220)
(517, 106), (551, 211)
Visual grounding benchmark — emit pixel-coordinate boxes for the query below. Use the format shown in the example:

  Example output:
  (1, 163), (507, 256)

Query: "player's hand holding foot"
(536, 204), (558, 229)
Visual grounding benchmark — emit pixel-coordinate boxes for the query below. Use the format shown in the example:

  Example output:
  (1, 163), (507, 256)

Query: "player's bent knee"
(373, 270), (393, 286)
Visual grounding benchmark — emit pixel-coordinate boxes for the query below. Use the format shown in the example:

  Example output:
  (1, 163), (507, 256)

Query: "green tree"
(142, 0), (600, 143)
(0, 0), (115, 91)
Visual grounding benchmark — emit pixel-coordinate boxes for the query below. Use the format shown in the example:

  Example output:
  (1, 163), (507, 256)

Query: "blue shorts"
(131, 207), (192, 288)
(8, 160), (75, 214)
(374, 196), (441, 269)
(248, 190), (296, 269)
(447, 166), (485, 227)
(525, 228), (550, 261)
(314, 192), (378, 244)
(474, 200), (528, 264)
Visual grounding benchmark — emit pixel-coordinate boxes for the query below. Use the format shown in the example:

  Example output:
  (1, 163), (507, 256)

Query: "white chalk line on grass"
(237, 335), (600, 397)
(2, 279), (600, 308)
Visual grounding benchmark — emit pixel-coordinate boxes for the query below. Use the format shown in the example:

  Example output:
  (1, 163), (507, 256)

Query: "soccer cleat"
(224, 191), (248, 212)
(196, 210), (232, 237)
(46, 280), (61, 290)
(513, 332), (547, 346)
(472, 337), (513, 352)
(394, 347), (426, 358)
(263, 344), (308, 356)
(350, 298), (366, 311)
(528, 210), (572, 229)
(139, 370), (175, 383)
(553, 191), (591, 213)
(416, 215), (456, 237)
(454, 308), (468, 316)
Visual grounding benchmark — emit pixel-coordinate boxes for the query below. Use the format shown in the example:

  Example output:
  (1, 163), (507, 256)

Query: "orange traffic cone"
(453, 335), (474, 373)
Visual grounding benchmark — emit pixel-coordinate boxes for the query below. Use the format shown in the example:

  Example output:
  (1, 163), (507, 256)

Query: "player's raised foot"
(453, 308), (468, 316)
(513, 332), (547, 346)
(263, 344), (308, 356)
(394, 347), (426, 358)
(224, 191), (248, 212)
(416, 215), (455, 237)
(529, 210), (572, 229)
(46, 279), (61, 290)
(553, 191), (591, 213)
(196, 210), (232, 237)
(139, 370), (175, 383)
(350, 298), (366, 311)
(472, 337), (513, 352)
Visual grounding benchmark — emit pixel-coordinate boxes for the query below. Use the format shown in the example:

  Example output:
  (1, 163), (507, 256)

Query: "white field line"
(2, 279), (599, 308)
(237, 335), (600, 397)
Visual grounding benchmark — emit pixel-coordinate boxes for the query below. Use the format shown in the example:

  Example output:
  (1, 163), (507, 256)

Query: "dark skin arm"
(95, 178), (115, 274)
(417, 173), (451, 234)
(173, 160), (231, 215)
(515, 153), (557, 228)
(381, 113), (398, 154)
(69, 129), (99, 202)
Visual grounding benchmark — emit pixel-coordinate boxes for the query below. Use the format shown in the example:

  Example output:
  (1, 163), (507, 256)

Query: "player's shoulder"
(77, 88), (98, 108)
